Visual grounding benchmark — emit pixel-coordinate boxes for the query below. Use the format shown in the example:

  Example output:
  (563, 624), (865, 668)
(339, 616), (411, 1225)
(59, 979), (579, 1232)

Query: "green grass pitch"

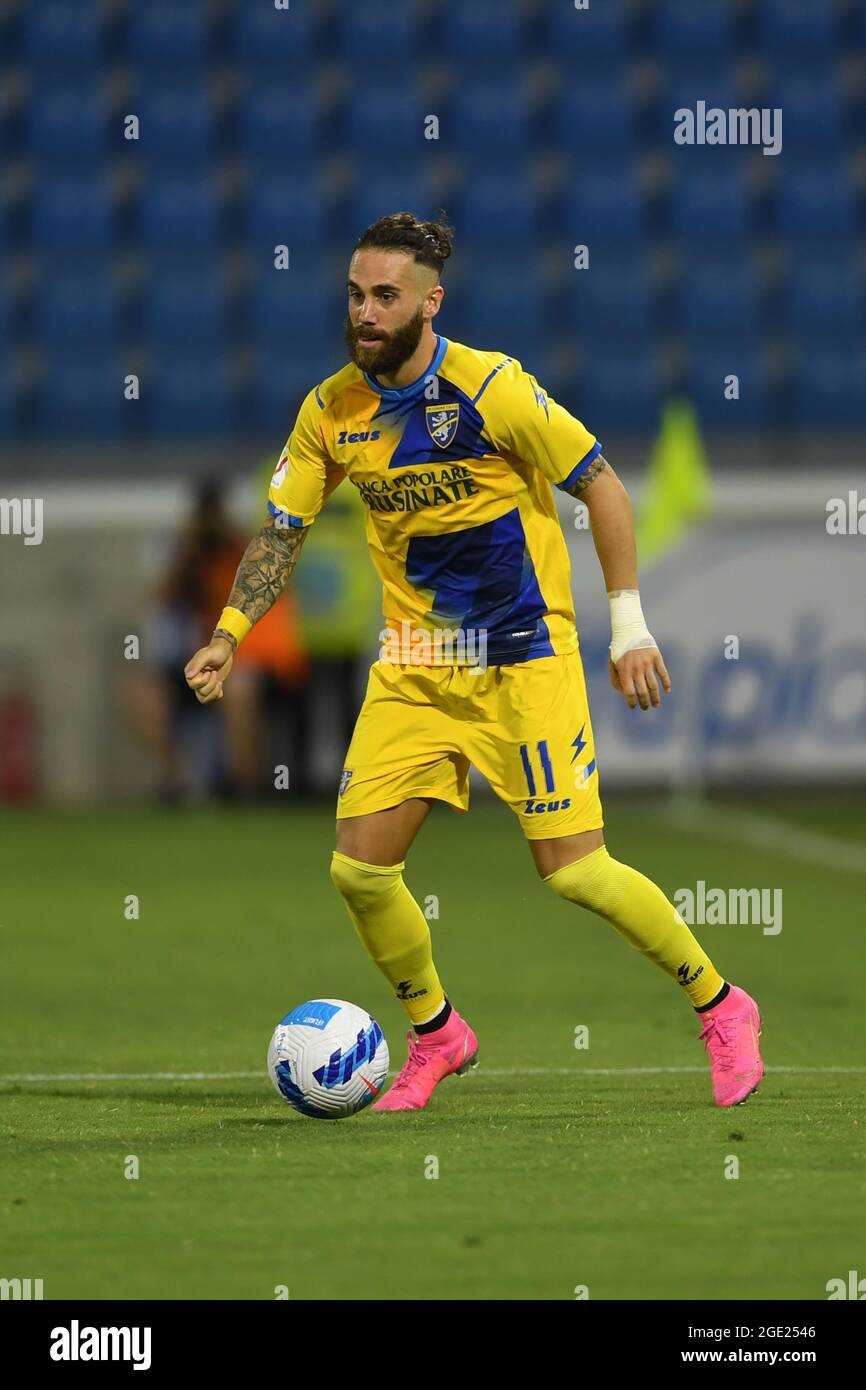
(2, 797), (864, 1300)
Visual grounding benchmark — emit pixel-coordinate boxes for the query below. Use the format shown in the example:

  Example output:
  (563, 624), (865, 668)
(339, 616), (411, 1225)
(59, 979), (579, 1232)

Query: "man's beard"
(345, 307), (426, 378)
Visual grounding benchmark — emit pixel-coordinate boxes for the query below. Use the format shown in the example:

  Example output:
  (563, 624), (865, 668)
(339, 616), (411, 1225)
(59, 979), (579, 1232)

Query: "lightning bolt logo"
(570, 725), (588, 763)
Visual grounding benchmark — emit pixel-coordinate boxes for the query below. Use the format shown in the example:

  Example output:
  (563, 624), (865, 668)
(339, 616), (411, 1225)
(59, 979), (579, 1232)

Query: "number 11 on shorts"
(519, 740), (555, 796)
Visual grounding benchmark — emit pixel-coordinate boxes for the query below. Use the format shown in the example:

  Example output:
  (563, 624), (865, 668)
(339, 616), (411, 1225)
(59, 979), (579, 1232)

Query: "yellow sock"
(544, 845), (724, 1008)
(330, 851), (446, 1025)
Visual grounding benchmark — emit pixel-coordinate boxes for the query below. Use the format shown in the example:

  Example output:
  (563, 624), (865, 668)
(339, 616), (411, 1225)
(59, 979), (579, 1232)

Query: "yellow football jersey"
(267, 336), (601, 666)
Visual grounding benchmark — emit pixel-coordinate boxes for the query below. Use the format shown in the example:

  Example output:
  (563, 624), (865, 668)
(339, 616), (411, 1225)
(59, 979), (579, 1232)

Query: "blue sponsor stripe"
(585, 758), (596, 779)
(314, 386), (325, 409)
(555, 440), (603, 492)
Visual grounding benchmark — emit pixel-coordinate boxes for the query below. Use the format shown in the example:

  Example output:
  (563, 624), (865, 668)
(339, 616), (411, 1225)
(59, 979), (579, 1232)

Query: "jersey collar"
(363, 335), (448, 403)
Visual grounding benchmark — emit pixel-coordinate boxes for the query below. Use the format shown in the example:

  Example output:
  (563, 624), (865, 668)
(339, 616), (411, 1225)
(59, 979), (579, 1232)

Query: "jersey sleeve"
(482, 358), (602, 491)
(267, 387), (345, 527)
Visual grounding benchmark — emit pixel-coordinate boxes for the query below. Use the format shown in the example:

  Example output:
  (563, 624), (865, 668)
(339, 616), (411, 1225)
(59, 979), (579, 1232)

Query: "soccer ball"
(267, 999), (390, 1119)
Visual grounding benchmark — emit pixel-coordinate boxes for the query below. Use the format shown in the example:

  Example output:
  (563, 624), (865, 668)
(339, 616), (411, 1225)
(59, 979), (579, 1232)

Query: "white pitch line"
(1, 1066), (865, 1083)
(663, 799), (866, 875)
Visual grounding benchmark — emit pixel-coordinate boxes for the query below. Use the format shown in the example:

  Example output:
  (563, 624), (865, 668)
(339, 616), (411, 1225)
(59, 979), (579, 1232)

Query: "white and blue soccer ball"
(267, 999), (389, 1119)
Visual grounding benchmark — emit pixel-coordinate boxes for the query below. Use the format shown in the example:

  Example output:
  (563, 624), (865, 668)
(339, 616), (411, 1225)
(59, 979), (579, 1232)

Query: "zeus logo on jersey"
(524, 798), (572, 814)
(425, 404), (460, 448)
(337, 428), (381, 445)
(313, 1021), (384, 1089)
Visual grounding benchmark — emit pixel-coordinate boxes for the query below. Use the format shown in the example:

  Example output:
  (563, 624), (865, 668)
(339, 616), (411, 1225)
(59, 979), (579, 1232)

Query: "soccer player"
(185, 213), (763, 1111)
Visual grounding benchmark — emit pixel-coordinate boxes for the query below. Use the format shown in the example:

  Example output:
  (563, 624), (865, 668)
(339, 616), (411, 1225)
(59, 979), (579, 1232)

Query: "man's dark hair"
(353, 212), (454, 276)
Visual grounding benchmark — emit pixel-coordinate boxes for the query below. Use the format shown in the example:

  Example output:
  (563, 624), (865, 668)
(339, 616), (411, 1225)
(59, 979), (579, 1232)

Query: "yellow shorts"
(335, 651), (603, 840)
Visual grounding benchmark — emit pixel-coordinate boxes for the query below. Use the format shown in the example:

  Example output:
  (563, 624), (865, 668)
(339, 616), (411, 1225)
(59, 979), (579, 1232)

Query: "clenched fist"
(184, 636), (234, 705)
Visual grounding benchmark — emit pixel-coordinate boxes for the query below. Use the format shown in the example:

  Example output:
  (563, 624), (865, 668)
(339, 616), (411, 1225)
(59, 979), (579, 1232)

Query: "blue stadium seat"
(28, 88), (106, 164)
(24, 0), (102, 72)
(671, 169), (750, 245)
(758, 0), (837, 55)
(246, 174), (326, 251)
(347, 86), (426, 156)
(150, 355), (235, 437)
(651, 0), (733, 58)
(139, 177), (221, 250)
(256, 356), (324, 436)
(785, 253), (865, 341)
(548, 0), (628, 56)
(32, 177), (113, 250)
(684, 343), (770, 429)
(565, 169), (644, 245)
(236, 3), (315, 73)
(0, 359), (14, 437)
(240, 87), (319, 172)
(678, 257), (761, 340)
(0, 279), (11, 357)
(137, 87), (213, 165)
(340, 3), (417, 65)
(766, 72), (844, 151)
(569, 258), (654, 345)
(37, 267), (118, 349)
(445, 0), (522, 62)
(40, 356), (125, 438)
(129, 1), (209, 74)
(793, 345), (866, 427)
(777, 162), (857, 240)
(580, 349), (661, 432)
(349, 173), (433, 240)
(0, 176), (10, 252)
(556, 78), (637, 164)
(144, 265), (227, 351)
(250, 265), (334, 360)
(462, 259), (545, 371)
(460, 172), (539, 247)
(452, 85), (530, 167)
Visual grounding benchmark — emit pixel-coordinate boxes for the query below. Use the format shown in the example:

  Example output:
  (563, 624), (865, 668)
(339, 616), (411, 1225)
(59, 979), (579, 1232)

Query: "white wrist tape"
(608, 590), (656, 664)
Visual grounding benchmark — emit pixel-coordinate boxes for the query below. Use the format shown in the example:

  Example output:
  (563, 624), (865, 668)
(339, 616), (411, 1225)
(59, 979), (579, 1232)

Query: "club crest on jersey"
(425, 404), (459, 449)
(338, 768), (354, 796)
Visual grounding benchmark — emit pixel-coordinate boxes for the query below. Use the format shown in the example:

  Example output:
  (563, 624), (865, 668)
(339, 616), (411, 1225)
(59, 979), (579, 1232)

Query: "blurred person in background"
(125, 478), (308, 801)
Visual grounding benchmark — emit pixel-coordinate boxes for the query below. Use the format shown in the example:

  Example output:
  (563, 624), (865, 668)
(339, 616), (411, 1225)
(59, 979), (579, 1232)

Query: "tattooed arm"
(565, 454), (671, 711)
(564, 453), (637, 592)
(215, 515), (309, 648)
(185, 515), (309, 705)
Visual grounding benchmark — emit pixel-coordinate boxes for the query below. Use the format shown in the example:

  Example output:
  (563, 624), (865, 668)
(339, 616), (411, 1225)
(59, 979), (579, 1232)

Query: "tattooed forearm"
(564, 453), (609, 497)
(219, 517), (309, 633)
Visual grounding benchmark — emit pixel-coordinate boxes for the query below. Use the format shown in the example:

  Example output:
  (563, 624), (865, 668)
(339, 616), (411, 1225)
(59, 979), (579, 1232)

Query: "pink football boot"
(371, 1009), (479, 1112)
(698, 984), (764, 1107)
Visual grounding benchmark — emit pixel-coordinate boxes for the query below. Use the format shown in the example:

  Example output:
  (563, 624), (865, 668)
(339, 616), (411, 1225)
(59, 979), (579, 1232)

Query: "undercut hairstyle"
(352, 212), (454, 277)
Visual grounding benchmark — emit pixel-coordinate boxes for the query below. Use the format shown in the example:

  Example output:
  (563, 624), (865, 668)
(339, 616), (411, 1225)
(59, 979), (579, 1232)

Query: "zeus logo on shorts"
(524, 798), (572, 814)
